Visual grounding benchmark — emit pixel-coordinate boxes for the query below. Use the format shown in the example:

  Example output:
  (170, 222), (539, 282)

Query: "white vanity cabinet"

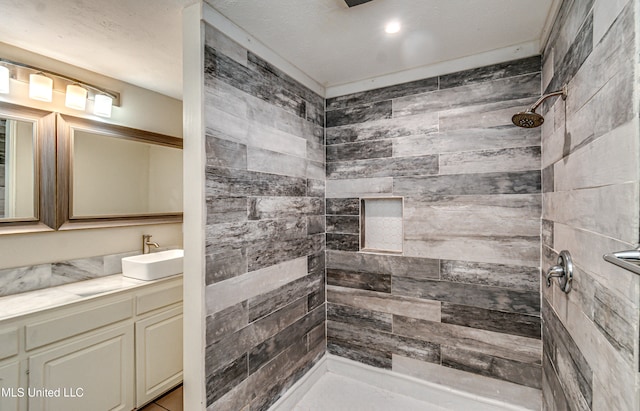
(0, 275), (183, 411)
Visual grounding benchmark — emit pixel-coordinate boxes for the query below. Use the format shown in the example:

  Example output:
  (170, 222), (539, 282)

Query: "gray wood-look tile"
(247, 234), (324, 272)
(393, 315), (541, 365)
(327, 303), (393, 332)
(248, 197), (324, 221)
(206, 135), (248, 170)
(439, 146), (540, 175)
(592, 286), (636, 365)
(541, 219), (553, 249)
(247, 147), (308, 178)
(205, 247), (248, 285)
(393, 73), (541, 118)
(206, 196), (248, 225)
(326, 233), (359, 252)
(394, 171), (541, 196)
(206, 218), (307, 249)
(541, 299), (593, 408)
(327, 155), (438, 179)
(542, 164), (554, 193)
(393, 277), (540, 315)
(327, 341), (392, 369)
(326, 216), (359, 234)
(307, 215), (326, 235)
(326, 77), (438, 110)
(248, 271), (322, 322)
(307, 179), (325, 198)
(326, 140), (392, 162)
(327, 250), (439, 278)
(439, 56), (541, 89)
(206, 301), (249, 345)
(326, 198), (360, 215)
(327, 269), (391, 293)
(206, 353), (248, 405)
(441, 346), (541, 389)
(248, 305), (325, 373)
(326, 177), (393, 198)
(546, 13), (593, 94)
(328, 320), (440, 364)
(441, 303), (540, 339)
(403, 194), (541, 239)
(392, 127), (541, 158)
(542, 352), (571, 411)
(206, 166), (307, 197)
(326, 100), (393, 128)
(326, 112), (438, 145)
(441, 259), (539, 292)
(327, 285), (441, 322)
(438, 97), (537, 131)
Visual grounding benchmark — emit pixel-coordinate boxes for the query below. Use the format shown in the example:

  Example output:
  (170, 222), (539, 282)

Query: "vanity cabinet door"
(0, 361), (21, 411)
(28, 324), (134, 411)
(135, 306), (183, 407)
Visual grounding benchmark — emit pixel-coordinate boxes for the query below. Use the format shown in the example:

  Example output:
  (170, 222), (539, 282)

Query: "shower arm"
(528, 85), (568, 112)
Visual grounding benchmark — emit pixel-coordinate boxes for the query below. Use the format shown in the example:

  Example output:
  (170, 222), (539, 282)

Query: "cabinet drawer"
(136, 284), (182, 315)
(0, 328), (18, 360)
(25, 298), (133, 350)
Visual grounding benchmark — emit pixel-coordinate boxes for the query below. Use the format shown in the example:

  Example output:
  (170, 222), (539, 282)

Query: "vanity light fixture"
(29, 72), (53, 102)
(0, 66), (9, 94)
(65, 84), (88, 111)
(0, 58), (120, 117)
(93, 93), (113, 118)
(385, 21), (401, 34)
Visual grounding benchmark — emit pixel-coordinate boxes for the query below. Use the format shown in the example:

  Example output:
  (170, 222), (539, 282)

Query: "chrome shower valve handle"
(545, 250), (573, 293)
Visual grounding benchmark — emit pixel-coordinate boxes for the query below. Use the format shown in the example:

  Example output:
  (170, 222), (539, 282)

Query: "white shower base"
(270, 355), (541, 411)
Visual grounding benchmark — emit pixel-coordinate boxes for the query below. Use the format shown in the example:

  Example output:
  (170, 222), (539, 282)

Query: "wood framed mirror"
(56, 114), (183, 230)
(0, 102), (56, 234)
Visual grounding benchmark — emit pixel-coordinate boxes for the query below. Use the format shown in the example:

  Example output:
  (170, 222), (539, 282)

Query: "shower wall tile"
(393, 73), (541, 117)
(327, 285), (441, 322)
(441, 303), (541, 339)
(327, 155), (438, 179)
(325, 56), (542, 391)
(326, 140), (392, 161)
(326, 198), (360, 215)
(439, 56), (541, 89)
(541, 2), (639, 408)
(326, 112), (439, 145)
(438, 146), (541, 175)
(441, 345), (542, 389)
(326, 100), (392, 128)
(326, 77), (438, 110)
(393, 171), (541, 196)
(326, 216), (359, 234)
(392, 127), (540, 157)
(203, 23), (325, 410)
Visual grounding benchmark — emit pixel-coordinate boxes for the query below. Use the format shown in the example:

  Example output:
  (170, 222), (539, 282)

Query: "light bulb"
(94, 93), (113, 117)
(385, 21), (401, 34)
(65, 84), (87, 110)
(0, 66), (9, 94)
(29, 73), (53, 102)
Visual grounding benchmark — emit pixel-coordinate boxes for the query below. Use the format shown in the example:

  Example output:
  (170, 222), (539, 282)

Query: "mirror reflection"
(71, 129), (183, 218)
(0, 117), (36, 220)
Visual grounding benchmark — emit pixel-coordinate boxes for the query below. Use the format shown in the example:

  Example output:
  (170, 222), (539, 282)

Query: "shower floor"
(290, 372), (522, 411)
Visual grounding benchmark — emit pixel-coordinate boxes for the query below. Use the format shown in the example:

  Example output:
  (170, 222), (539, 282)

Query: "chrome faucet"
(142, 234), (160, 254)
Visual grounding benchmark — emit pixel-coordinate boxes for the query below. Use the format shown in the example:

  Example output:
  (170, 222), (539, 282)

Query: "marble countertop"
(0, 273), (183, 322)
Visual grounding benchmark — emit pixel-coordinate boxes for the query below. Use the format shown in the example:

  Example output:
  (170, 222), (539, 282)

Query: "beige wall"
(0, 43), (183, 270)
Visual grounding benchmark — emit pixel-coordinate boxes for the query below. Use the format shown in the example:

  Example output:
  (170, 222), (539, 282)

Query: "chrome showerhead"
(512, 111), (544, 128)
(512, 85), (567, 129)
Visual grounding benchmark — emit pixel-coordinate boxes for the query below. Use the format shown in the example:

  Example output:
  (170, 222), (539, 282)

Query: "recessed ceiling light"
(385, 21), (401, 34)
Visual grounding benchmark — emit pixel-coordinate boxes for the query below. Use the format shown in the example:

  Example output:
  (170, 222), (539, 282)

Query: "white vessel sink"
(122, 249), (184, 281)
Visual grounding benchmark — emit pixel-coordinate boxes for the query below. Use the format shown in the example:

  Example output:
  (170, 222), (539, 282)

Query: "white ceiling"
(0, 0), (558, 100)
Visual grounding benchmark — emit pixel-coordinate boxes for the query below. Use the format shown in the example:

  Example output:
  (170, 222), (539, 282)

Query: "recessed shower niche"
(360, 197), (403, 253)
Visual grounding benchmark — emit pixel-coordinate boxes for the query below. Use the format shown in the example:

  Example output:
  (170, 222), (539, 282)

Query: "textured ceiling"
(0, 0), (557, 99)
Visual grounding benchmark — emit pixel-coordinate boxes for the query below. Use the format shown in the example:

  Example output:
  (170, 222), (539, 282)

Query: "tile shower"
(194, 0), (640, 409)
